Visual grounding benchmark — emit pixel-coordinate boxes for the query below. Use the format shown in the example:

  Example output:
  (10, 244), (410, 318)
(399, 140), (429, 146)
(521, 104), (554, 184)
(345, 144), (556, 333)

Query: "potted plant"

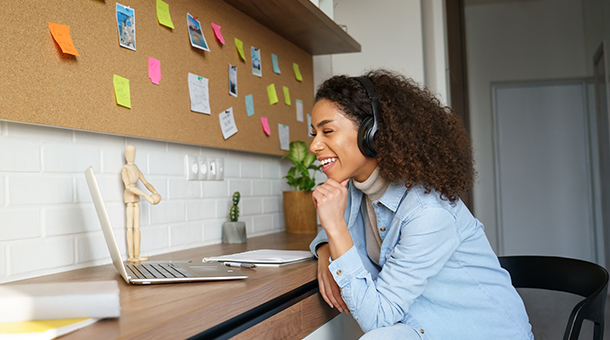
(282, 141), (322, 233)
(222, 191), (247, 243)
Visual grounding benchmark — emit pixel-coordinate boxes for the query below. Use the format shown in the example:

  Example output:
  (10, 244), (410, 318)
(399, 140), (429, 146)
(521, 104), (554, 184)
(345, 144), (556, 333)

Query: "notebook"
(203, 249), (314, 267)
(84, 166), (248, 284)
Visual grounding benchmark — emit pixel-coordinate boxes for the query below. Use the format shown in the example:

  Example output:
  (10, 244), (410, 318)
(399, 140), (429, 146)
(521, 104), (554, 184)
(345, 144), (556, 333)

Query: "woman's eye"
(323, 130), (333, 135)
(309, 133), (317, 137)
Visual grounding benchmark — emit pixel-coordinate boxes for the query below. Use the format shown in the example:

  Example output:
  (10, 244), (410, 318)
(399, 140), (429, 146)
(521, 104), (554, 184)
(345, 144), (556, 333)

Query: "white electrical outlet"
(215, 157), (224, 180)
(208, 158), (217, 180)
(198, 156), (208, 180)
(185, 155), (199, 181)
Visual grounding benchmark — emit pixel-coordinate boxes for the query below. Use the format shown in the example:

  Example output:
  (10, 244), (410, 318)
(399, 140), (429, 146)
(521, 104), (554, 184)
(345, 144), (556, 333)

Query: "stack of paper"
(0, 281), (120, 339)
(0, 281), (120, 322)
(203, 249), (314, 266)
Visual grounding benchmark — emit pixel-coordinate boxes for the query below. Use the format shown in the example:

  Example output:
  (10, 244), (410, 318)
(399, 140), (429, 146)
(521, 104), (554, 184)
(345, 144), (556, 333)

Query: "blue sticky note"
(245, 94), (255, 117)
(272, 53), (281, 74)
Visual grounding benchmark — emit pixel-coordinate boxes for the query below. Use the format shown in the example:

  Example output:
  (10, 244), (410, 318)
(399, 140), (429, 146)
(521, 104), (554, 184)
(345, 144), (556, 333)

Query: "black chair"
(498, 255), (609, 340)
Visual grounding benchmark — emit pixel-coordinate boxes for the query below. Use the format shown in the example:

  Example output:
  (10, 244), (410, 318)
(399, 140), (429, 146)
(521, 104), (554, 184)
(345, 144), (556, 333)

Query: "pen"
(224, 262), (257, 269)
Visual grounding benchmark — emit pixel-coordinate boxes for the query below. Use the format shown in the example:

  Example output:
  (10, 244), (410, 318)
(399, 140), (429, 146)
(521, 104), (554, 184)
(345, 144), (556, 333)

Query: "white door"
(493, 81), (595, 261)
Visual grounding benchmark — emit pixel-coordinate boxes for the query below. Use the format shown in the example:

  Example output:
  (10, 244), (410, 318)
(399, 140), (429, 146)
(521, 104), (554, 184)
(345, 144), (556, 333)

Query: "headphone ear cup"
(358, 116), (377, 158)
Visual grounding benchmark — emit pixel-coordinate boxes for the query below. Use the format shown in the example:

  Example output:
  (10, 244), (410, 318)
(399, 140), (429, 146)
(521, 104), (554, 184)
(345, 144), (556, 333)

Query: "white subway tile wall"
(0, 121), (294, 283)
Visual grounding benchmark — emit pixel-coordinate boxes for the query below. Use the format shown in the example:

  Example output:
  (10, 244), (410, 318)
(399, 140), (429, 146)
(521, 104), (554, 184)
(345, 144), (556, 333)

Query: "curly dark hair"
(314, 69), (474, 202)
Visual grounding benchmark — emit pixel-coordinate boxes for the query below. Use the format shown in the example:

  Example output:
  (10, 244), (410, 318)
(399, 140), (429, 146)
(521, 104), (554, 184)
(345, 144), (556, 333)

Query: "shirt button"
(420, 329), (425, 334)
(336, 270), (342, 275)
(376, 202), (383, 206)
(380, 227), (386, 232)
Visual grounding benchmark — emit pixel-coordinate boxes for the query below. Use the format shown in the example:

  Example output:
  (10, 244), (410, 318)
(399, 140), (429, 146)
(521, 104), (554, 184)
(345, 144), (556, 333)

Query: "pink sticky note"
(211, 23), (225, 44)
(148, 57), (161, 84)
(261, 117), (271, 136)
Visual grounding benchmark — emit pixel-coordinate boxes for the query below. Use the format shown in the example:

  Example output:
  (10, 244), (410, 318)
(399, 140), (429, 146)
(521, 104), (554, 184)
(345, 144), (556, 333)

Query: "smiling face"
(309, 99), (378, 182)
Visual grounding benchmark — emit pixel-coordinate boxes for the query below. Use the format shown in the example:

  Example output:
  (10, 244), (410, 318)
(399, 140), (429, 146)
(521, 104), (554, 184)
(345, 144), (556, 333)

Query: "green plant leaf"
(289, 141), (307, 163)
(303, 153), (316, 167)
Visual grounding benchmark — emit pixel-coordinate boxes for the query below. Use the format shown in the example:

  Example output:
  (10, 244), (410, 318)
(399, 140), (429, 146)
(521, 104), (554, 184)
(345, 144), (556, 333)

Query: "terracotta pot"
(283, 191), (317, 233)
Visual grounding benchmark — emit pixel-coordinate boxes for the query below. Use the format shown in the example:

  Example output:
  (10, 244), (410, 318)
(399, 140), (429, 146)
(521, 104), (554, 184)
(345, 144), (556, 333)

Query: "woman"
(309, 69), (533, 339)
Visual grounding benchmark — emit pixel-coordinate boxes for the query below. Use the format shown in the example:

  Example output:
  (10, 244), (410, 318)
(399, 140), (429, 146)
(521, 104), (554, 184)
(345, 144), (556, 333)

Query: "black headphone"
(354, 77), (380, 158)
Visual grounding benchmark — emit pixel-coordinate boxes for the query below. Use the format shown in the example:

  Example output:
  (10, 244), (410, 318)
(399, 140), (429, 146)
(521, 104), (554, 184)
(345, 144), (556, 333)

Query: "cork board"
(0, 0), (313, 155)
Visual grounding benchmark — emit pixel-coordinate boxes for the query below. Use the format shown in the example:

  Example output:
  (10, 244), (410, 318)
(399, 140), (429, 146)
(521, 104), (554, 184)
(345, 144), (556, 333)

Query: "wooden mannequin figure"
(122, 145), (162, 262)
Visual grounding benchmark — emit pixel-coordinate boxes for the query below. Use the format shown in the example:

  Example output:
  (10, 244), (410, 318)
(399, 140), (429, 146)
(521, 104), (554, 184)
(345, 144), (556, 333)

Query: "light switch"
(198, 156), (208, 180)
(215, 157), (224, 180)
(185, 155), (199, 181)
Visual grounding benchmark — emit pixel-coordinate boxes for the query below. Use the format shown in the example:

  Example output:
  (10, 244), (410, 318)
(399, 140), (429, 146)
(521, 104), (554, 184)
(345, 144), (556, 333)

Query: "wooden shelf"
(222, 0), (361, 55)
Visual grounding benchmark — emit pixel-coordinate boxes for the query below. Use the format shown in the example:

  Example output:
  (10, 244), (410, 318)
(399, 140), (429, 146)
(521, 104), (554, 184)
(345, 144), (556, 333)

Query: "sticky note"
(48, 22), (80, 56)
(272, 54), (281, 74)
(278, 124), (290, 151)
(283, 86), (291, 106)
(296, 99), (304, 122)
(211, 23), (224, 44)
(261, 117), (271, 136)
(267, 84), (278, 105)
(245, 94), (255, 117)
(156, 0), (174, 29)
(113, 74), (131, 109)
(293, 63), (303, 81)
(219, 107), (238, 140)
(235, 38), (246, 61)
(148, 57), (161, 84)
(307, 114), (313, 136)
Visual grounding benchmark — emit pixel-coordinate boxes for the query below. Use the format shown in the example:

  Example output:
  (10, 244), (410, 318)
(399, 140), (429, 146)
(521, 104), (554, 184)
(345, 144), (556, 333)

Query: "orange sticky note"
(48, 22), (80, 56)
(261, 117), (271, 136)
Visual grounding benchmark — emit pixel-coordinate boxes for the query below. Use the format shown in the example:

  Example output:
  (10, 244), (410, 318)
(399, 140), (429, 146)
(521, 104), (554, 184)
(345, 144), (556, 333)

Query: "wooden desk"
(8, 233), (339, 339)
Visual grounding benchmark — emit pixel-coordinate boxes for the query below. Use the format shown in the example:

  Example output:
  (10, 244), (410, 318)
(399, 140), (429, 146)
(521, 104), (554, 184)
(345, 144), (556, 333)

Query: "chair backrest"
(498, 255), (609, 340)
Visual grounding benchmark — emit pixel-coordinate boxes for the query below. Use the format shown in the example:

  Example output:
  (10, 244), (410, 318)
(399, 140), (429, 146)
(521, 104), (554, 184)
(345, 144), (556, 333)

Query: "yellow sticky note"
(48, 22), (80, 56)
(293, 63), (303, 82)
(283, 86), (291, 106)
(267, 84), (278, 105)
(156, 0), (174, 29)
(235, 38), (246, 61)
(113, 74), (131, 109)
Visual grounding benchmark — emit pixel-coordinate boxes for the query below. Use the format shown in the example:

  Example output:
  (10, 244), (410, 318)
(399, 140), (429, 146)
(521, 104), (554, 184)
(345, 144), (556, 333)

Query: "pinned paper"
(211, 23), (225, 44)
(148, 57), (161, 84)
(113, 74), (131, 109)
(283, 86), (291, 106)
(296, 99), (304, 122)
(267, 84), (278, 105)
(187, 13), (209, 51)
(229, 64), (238, 97)
(272, 53), (281, 74)
(245, 94), (255, 117)
(261, 117), (271, 136)
(48, 22), (80, 56)
(219, 107), (238, 140)
(188, 73), (210, 114)
(235, 38), (246, 61)
(293, 63), (303, 81)
(278, 124), (290, 151)
(156, 0), (174, 29)
(251, 47), (262, 77)
(307, 114), (313, 136)
(116, 3), (136, 51)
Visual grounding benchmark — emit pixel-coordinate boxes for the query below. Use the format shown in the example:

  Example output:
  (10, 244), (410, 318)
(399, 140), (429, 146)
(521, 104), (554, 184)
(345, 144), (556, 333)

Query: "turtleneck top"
(353, 167), (390, 265)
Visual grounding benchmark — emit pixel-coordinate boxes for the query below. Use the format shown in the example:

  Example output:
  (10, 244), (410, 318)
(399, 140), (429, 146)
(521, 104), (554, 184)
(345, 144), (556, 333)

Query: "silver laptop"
(84, 166), (248, 284)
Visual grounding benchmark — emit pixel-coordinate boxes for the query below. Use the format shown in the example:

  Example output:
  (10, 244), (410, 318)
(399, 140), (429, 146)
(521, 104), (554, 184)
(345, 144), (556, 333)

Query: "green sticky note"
(267, 84), (278, 105)
(113, 74), (131, 109)
(293, 63), (303, 81)
(283, 86), (291, 106)
(156, 0), (174, 29)
(235, 38), (246, 61)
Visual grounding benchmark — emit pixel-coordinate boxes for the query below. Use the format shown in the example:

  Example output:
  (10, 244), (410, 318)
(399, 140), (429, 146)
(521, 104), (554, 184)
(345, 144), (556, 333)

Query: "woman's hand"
(317, 243), (349, 313)
(312, 179), (349, 234)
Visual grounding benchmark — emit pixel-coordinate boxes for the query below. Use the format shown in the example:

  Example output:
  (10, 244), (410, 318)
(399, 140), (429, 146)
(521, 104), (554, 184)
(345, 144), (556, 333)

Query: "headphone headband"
(354, 77), (379, 158)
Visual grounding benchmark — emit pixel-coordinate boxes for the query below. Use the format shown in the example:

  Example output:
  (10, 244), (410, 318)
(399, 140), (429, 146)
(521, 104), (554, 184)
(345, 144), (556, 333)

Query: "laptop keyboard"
(126, 263), (195, 279)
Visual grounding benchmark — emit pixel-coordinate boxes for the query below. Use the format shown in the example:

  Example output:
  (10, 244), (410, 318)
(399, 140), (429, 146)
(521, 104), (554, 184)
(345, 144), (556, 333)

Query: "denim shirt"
(310, 181), (534, 340)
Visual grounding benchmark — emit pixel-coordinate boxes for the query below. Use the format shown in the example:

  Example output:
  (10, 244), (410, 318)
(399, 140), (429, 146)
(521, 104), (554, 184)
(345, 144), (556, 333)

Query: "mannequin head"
(125, 145), (136, 163)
